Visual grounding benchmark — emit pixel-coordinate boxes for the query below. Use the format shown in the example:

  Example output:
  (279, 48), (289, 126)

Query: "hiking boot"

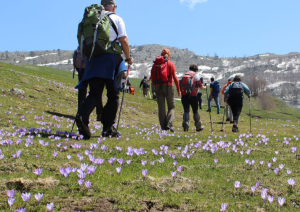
(230, 121), (234, 124)
(226, 118), (230, 121)
(96, 114), (102, 122)
(75, 116), (91, 139)
(206, 109), (211, 112)
(217, 112), (220, 114)
(196, 125), (204, 132)
(232, 125), (239, 132)
(166, 126), (175, 132)
(102, 128), (121, 138)
(183, 126), (189, 132)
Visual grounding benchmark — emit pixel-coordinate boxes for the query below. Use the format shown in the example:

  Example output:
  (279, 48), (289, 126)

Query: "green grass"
(0, 62), (299, 211)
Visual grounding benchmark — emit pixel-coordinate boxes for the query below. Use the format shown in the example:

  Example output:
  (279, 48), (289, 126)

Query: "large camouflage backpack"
(77, 4), (121, 58)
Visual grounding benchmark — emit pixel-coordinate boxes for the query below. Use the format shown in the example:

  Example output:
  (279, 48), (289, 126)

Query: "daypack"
(179, 72), (195, 96)
(73, 46), (85, 69)
(77, 4), (119, 58)
(151, 56), (169, 85)
(142, 79), (150, 88)
(129, 86), (135, 95)
(212, 81), (221, 93)
(229, 82), (244, 98)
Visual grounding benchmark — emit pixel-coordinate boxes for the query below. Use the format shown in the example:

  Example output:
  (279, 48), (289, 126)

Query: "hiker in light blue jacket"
(224, 75), (251, 132)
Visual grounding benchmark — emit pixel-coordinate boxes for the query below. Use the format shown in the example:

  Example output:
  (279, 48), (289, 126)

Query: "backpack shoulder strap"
(106, 12), (118, 40)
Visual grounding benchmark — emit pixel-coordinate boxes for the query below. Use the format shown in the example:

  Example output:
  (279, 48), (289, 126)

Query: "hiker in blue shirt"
(225, 75), (251, 132)
(207, 77), (221, 114)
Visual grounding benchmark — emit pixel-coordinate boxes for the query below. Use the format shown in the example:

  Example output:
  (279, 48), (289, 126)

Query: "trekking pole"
(249, 97), (252, 132)
(71, 112), (78, 133)
(220, 102), (226, 132)
(205, 87), (213, 132)
(116, 65), (130, 131)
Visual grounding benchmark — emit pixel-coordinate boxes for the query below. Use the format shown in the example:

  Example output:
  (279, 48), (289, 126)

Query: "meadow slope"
(0, 62), (299, 212)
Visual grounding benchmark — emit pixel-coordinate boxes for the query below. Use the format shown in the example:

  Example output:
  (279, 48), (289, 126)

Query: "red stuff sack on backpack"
(151, 56), (169, 85)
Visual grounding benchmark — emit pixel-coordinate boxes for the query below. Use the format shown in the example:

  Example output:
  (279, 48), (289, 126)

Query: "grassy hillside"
(0, 62), (299, 211)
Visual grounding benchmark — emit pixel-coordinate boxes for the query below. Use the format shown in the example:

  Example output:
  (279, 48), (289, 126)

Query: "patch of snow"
(37, 59), (71, 66)
(15, 61), (20, 64)
(198, 65), (211, 71)
(267, 81), (290, 89)
(24, 56), (40, 60)
(259, 54), (270, 57)
(212, 67), (219, 71)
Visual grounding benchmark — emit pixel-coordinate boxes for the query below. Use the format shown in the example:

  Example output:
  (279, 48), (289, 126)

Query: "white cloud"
(180, 0), (208, 9)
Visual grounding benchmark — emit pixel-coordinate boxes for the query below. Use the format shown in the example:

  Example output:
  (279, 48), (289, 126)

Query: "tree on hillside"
(244, 75), (267, 96)
(29, 51), (36, 57)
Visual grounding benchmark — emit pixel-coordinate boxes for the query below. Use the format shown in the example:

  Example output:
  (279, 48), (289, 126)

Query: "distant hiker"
(73, 46), (103, 121)
(207, 77), (221, 114)
(150, 48), (180, 132)
(180, 64), (207, 131)
(221, 78), (233, 123)
(75, 0), (134, 139)
(129, 85), (135, 95)
(139, 76), (150, 98)
(224, 75), (251, 132)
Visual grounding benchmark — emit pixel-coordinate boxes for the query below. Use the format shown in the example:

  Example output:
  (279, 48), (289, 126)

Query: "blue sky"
(1, 0), (299, 57)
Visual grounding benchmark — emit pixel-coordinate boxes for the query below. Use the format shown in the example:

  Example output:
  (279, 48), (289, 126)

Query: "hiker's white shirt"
(108, 13), (127, 42)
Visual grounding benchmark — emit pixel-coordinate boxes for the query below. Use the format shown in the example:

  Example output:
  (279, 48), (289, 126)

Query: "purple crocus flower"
(15, 207), (26, 212)
(177, 166), (182, 173)
(255, 182), (260, 188)
(220, 203), (228, 212)
(150, 161), (155, 166)
(142, 169), (148, 180)
(78, 179), (84, 187)
(214, 159), (218, 164)
(287, 170), (292, 175)
(46, 202), (54, 212)
(251, 186), (256, 194)
(53, 152), (58, 159)
(77, 170), (86, 179)
(278, 197), (285, 208)
(288, 179), (296, 187)
(21, 192), (31, 203)
(141, 160), (147, 166)
(272, 157), (277, 163)
(173, 161), (177, 167)
(117, 158), (124, 166)
(268, 163), (272, 169)
(85, 181), (92, 190)
(171, 171), (177, 180)
(126, 160), (131, 165)
(34, 193), (43, 203)
(67, 155), (72, 160)
(33, 168), (43, 178)
(234, 181), (241, 190)
(260, 161), (264, 166)
(87, 165), (97, 175)
(261, 188), (268, 202)
(279, 164), (285, 170)
(116, 167), (121, 174)
(7, 189), (16, 198)
(274, 168), (279, 175)
(268, 196), (274, 204)
(8, 198), (15, 208)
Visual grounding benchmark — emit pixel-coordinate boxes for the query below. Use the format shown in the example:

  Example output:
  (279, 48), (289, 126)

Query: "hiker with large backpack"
(150, 49), (180, 132)
(180, 64), (207, 131)
(73, 46), (103, 121)
(75, 0), (134, 139)
(224, 75), (251, 132)
(139, 76), (150, 98)
(207, 77), (221, 114)
(221, 78), (233, 123)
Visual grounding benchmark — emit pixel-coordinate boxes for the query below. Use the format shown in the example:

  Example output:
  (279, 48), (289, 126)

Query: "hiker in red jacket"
(150, 48), (180, 132)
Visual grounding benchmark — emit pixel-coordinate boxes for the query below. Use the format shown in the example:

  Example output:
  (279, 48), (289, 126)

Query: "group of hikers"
(73, 0), (251, 139)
